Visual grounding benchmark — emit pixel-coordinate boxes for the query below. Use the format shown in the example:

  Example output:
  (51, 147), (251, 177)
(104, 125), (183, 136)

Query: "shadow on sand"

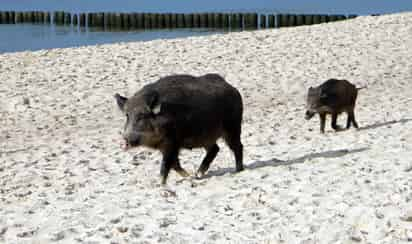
(203, 147), (370, 179)
(358, 118), (412, 131)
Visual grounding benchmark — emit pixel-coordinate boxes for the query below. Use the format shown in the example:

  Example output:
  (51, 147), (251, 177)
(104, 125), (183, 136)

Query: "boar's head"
(115, 91), (163, 150)
(305, 86), (328, 120)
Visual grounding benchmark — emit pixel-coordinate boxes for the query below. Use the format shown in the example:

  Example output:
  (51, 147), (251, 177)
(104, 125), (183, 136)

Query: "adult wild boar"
(115, 74), (244, 184)
(305, 78), (365, 133)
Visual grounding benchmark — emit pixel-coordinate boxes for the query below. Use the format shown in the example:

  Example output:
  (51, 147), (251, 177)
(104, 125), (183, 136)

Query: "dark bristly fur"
(305, 78), (364, 133)
(115, 74), (244, 184)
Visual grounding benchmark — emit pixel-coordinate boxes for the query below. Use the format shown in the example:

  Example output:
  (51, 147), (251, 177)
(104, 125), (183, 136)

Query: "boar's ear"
(320, 88), (328, 98)
(144, 91), (161, 115)
(114, 93), (127, 111)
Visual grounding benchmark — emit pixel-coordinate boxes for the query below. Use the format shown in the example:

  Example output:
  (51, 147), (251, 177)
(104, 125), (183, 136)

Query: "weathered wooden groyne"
(0, 11), (357, 30)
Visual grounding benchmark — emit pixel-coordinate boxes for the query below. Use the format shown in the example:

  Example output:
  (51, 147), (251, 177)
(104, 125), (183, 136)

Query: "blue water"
(1, 1), (411, 53)
(0, 23), (225, 53)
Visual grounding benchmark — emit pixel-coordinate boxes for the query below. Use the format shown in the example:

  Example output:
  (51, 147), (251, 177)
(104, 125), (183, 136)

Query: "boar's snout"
(305, 110), (315, 120)
(123, 132), (141, 148)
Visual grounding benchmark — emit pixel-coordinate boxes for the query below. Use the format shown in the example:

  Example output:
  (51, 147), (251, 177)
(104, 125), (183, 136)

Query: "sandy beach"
(1, 12), (412, 243)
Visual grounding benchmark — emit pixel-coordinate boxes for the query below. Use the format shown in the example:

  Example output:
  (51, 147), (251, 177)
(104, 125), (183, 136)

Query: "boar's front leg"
(160, 145), (179, 185)
(160, 144), (189, 184)
(319, 113), (326, 133)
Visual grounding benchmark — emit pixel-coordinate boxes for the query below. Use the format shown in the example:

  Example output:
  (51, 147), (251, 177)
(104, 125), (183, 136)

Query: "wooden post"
(0, 12), (8, 24)
(105, 13), (111, 29)
(23, 12), (28, 23)
(136, 13), (144, 29)
(288, 14), (296, 27)
(184, 14), (193, 28)
(30, 11), (36, 23)
(244, 13), (257, 29)
(222, 14), (229, 29)
(127, 13), (135, 29)
(207, 13), (214, 28)
(157, 13), (165, 28)
(281, 14), (290, 27)
(32, 11), (38, 23)
(296, 14), (304, 26)
(9, 11), (15, 24)
(193, 14), (200, 28)
(177, 13), (184, 28)
(244, 13), (253, 29)
(73, 14), (78, 26)
(328, 15), (337, 22)
(144, 13), (151, 29)
(45, 12), (51, 23)
(38, 12), (45, 23)
(214, 13), (222, 29)
(151, 13), (158, 29)
(87, 13), (92, 28)
(98, 12), (105, 28)
(54, 11), (64, 25)
(336, 15), (347, 21)
(200, 13), (208, 28)
(121, 13), (129, 29)
(230, 13), (241, 29)
(171, 13), (178, 28)
(164, 13), (171, 28)
(268, 14), (275, 28)
(304, 15), (313, 25)
(313, 14), (321, 24)
(114, 13), (122, 29)
(15, 12), (23, 23)
(260, 14), (266, 28)
(64, 12), (71, 25)
(320, 15), (328, 23)
(275, 14), (280, 27)
(79, 13), (86, 27)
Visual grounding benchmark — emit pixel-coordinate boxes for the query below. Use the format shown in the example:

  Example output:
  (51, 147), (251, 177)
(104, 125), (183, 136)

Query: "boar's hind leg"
(223, 127), (244, 172)
(319, 113), (326, 133)
(347, 110), (359, 129)
(196, 144), (219, 178)
(331, 113), (340, 131)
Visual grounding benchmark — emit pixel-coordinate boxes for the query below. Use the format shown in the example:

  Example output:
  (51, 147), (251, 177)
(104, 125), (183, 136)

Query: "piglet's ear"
(114, 93), (127, 112)
(152, 103), (161, 115)
(320, 90), (328, 98)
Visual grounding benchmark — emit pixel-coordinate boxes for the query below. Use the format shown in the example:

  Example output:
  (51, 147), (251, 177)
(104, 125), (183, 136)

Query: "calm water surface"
(0, 24), (225, 54)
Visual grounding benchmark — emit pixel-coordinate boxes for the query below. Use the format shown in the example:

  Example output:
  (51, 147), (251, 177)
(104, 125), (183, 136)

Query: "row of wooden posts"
(0, 11), (357, 30)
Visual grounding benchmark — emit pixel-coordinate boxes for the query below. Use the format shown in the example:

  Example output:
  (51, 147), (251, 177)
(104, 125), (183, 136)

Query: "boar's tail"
(356, 86), (367, 90)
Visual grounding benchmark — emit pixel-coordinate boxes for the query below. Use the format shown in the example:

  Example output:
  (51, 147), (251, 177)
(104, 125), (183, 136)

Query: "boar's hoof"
(195, 171), (206, 179)
(176, 169), (190, 178)
(332, 125), (344, 132)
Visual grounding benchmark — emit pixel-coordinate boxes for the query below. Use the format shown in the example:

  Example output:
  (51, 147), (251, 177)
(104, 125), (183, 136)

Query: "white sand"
(1, 12), (412, 243)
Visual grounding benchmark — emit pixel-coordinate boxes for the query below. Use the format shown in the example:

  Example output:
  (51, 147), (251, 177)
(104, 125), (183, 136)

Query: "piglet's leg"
(331, 113), (341, 131)
(319, 113), (326, 133)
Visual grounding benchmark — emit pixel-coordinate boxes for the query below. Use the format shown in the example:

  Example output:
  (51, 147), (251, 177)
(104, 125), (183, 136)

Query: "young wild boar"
(305, 78), (365, 133)
(115, 74), (244, 184)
